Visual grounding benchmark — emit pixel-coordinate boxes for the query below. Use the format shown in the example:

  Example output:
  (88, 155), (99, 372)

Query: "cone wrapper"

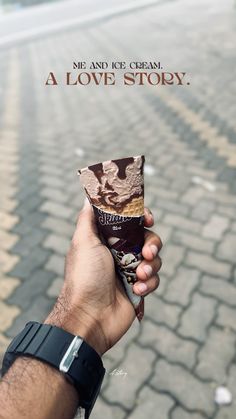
(79, 156), (145, 321)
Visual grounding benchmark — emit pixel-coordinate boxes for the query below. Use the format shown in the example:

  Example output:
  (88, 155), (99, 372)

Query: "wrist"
(44, 299), (108, 356)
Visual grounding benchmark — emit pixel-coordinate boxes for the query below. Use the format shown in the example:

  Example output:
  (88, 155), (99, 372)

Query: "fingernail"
(145, 208), (154, 221)
(143, 265), (152, 277)
(137, 282), (148, 294)
(150, 244), (158, 257)
(149, 211), (154, 221)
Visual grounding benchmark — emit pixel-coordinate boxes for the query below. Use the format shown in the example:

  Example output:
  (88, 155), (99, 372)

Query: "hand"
(45, 200), (162, 355)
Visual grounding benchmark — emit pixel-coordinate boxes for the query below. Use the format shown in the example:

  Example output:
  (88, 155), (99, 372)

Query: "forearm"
(0, 301), (106, 419)
(0, 356), (79, 419)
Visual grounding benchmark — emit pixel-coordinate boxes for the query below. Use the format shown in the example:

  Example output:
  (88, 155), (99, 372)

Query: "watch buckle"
(59, 336), (83, 373)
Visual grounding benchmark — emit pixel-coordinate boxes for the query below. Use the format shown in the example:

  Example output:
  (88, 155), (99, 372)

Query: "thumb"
(73, 198), (100, 245)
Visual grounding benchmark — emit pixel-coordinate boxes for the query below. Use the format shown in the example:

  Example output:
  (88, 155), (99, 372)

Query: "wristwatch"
(1, 321), (106, 419)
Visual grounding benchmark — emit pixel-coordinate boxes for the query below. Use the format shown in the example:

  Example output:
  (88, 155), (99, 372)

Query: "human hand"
(45, 199), (162, 356)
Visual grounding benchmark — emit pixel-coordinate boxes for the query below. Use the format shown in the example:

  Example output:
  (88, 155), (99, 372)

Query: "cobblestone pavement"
(1, 0), (236, 418)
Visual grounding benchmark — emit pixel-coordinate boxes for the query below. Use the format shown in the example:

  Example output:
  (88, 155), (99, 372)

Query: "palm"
(93, 244), (136, 349)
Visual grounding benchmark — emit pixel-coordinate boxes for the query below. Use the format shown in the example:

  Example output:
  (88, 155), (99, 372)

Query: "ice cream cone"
(79, 156), (145, 321)
(94, 196), (144, 217)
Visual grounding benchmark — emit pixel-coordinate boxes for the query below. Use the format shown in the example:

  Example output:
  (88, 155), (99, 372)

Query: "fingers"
(133, 274), (160, 296)
(142, 229), (162, 261)
(143, 207), (162, 259)
(136, 255), (162, 280)
(144, 207), (154, 228)
(72, 198), (100, 246)
(133, 225), (163, 296)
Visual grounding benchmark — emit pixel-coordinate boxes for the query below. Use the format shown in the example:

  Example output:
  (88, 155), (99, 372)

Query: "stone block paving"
(0, 0), (236, 418)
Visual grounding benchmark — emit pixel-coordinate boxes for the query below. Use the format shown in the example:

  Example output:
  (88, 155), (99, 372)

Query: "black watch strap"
(1, 322), (106, 419)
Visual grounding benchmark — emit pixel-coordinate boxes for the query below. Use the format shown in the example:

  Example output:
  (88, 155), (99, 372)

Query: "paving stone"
(40, 164), (62, 177)
(40, 201), (74, 220)
(104, 343), (155, 410)
(0, 212), (19, 230)
(164, 266), (200, 307)
(155, 199), (190, 216)
(107, 320), (140, 364)
(213, 193), (236, 206)
(214, 364), (236, 419)
(155, 273), (168, 297)
(47, 277), (63, 298)
(5, 296), (54, 338)
(108, 321), (140, 374)
(218, 205), (236, 221)
(0, 250), (19, 274)
(188, 166), (217, 180)
(16, 195), (44, 217)
(43, 233), (70, 255)
(170, 177), (190, 193)
(0, 277), (20, 299)
(17, 164), (39, 181)
(127, 386), (174, 419)
(186, 251), (231, 278)
(101, 355), (118, 390)
(89, 397), (126, 419)
(171, 407), (205, 419)
(161, 244), (185, 277)
(139, 320), (198, 368)
(172, 229), (214, 253)
(215, 406), (236, 419)
(181, 187), (206, 206)
(191, 199), (216, 222)
(152, 187), (178, 201)
(200, 276), (236, 307)
(0, 185), (17, 200)
(163, 214), (201, 233)
(39, 174), (65, 189)
(14, 183), (40, 204)
(10, 247), (51, 279)
(7, 270), (55, 310)
(202, 215), (229, 240)
(145, 294), (182, 329)
(70, 194), (86, 211)
(41, 216), (74, 238)
(12, 212), (46, 236)
(178, 293), (217, 342)
(39, 154), (60, 167)
(11, 229), (48, 257)
(40, 186), (68, 203)
(0, 198), (18, 212)
(196, 327), (236, 383)
(154, 154), (175, 169)
(0, 149), (18, 161)
(45, 254), (65, 276)
(232, 222), (236, 232)
(0, 301), (20, 333)
(0, 229), (19, 250)
(154, 224), (172, 244)
(216, 233), (236, 263)
(164, 166), (187, 183)
(226, 364), (236, 398)
(216, 305), (236, 332)
(151, 359), (215, 416)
